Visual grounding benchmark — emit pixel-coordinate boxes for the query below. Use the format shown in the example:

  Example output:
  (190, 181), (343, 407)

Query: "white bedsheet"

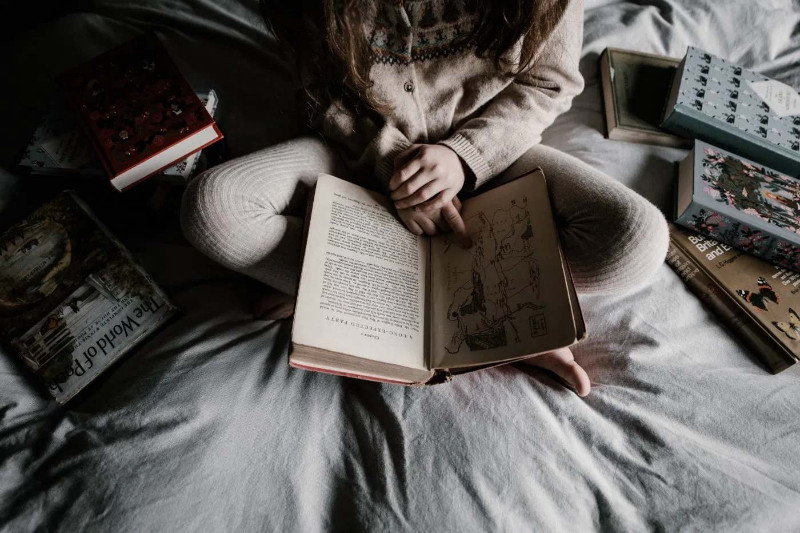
(1, 1), (800, 531)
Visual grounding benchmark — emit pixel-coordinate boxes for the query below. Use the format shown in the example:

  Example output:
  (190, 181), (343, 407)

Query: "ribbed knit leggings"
(181, 137), (669, 296)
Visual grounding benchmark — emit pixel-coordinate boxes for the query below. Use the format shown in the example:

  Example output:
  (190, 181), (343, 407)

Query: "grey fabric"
(1, 1), (800, 531)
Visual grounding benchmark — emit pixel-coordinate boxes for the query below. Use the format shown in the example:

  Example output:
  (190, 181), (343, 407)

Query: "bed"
(1, 0), (799, 530)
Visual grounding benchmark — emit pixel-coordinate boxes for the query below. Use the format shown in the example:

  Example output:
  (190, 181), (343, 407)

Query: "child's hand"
(389, 144), (466, 211)
(396, 197), (472, 249)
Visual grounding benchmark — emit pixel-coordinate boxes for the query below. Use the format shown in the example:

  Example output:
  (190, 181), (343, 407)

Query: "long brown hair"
(262, 0), (569, 117)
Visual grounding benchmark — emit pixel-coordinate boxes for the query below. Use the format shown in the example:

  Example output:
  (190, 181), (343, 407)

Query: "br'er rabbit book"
(290, 171), (586, 385)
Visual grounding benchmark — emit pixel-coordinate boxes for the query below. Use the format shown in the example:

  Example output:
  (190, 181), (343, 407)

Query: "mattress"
(1, 0), (799, 531)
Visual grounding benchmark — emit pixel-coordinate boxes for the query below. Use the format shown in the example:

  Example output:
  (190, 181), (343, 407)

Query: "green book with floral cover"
(675, 139), (800, 273)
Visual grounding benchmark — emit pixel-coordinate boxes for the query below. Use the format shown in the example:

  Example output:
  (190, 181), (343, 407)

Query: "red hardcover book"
(60, 35), (223, 191)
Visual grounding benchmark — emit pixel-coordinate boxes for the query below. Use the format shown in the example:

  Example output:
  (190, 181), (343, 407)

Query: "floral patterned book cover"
(59, 35), (222, 190)
(19, 90), (218, 183)
(662, 46), (800, 178)
(0, 193), (177, 403)
(675, 139), (800, 272)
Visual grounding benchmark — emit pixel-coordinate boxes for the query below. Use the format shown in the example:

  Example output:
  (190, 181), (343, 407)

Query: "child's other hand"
(396, 197), (472, 249)
(389, 144), (466, 211)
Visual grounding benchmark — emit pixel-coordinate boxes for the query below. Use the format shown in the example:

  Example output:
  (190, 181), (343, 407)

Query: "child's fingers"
(433, 214), (450, 233)
(390, 171), (432, 200)
(402, 217), (424, 235)
(414, 214), (438, 236)
(452, 196), (462, 211)
(412, 190), (455, 212)
(442, 202), (472, 248)
(394, 180), (444, 209)
(389, 159), (423, 191)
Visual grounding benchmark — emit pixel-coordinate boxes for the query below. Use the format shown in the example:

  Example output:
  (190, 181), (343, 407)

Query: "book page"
(429, 171), (578, 369)
(293, 174), (428, 369)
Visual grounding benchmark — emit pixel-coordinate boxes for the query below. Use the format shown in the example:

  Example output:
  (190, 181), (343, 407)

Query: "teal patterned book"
(675, 140), (800, 272)
(662, 47), (800, 177)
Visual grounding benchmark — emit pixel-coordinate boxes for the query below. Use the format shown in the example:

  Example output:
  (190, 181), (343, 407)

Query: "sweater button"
(404, 81), (414, 93)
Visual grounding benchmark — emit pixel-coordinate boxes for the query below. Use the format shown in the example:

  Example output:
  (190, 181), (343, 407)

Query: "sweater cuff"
(438, 133), (493, 191)
(376, 136), (413, 192)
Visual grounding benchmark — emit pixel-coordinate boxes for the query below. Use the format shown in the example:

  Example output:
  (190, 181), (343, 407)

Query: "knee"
(180, 164), (253, 258)
(567, 194), (669, 296)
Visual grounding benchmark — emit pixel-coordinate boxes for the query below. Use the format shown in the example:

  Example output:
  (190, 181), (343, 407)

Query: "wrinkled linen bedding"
(1, 1), (800, 531)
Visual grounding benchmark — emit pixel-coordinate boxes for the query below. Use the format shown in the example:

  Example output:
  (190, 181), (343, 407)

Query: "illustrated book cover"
(60, 35), (223, 191)
(0, 193), (178, 403)
(675, 139), (800, 272)
(19, 90), (219, 184)
(662, 46), (800, 177)
(290, 171), (586, 385)
(599, 47), (690, 147)
(667, 223), (798, 373)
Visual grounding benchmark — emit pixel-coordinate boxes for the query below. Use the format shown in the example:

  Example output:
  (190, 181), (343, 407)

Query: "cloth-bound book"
(59, 35), (223, 191)
(19, 90), (219, 184)
(0, 193), (178, 403)
(675, 139), (800, 272)
(667, 224), (798, 373)
(290, 171), (586, 385)
(662, 46), (800, 177)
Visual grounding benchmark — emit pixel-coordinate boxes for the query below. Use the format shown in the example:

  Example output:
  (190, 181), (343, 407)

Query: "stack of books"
(1, 34), (222, 403)
(19, 90), (219, 185)
(19, 35), (223, 191)
(600, 46), (800, 373)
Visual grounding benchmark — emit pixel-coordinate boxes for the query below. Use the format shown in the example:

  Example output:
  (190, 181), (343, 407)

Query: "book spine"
(666, 237), (795, 373)
(675, 199), (800, 274)
(663, 105), (800, 179)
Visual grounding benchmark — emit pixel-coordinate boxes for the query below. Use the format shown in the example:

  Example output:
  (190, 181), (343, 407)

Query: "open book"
(290, 170), (586, 385)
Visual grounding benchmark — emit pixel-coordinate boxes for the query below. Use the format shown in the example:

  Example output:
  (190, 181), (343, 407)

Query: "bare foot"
(520, 347), (591, 397)
(252, 289), (295, 320)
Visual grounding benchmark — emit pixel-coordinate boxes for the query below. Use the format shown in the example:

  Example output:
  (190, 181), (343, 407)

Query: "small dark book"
(599, 48), (690, 148)
(675, 139), (800, 273)
(667, 224), (798, 373)
(0, 194), (178, 403)
(60, 35), (223, 191)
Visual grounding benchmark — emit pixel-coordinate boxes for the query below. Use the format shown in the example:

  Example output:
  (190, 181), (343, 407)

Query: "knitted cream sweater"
(317, 0), (585, 191)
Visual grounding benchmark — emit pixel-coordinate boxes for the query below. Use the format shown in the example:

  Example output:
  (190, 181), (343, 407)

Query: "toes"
(522, 347), (591, 397)
(564, 360), (591, 397)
